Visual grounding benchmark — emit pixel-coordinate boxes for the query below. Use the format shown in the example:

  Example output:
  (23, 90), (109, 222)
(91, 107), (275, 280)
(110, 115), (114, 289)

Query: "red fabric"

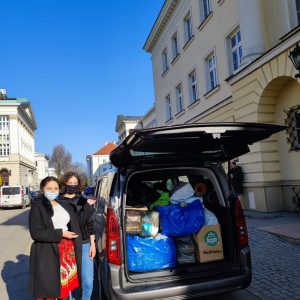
(58, 238), (79, 298)
(37, 239), (79, 300)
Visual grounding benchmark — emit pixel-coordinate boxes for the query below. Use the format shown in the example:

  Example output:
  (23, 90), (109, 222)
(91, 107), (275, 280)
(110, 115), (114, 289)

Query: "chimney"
(0, 89), (7, 100)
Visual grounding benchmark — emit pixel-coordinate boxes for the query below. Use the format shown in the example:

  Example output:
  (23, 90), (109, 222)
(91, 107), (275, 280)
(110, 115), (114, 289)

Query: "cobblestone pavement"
(247, 227), (300, 300)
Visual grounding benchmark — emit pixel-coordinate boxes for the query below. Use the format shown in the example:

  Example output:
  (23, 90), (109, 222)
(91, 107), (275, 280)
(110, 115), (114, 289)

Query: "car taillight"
(234, 198), (249, 249)
(106, 208), (121, 266)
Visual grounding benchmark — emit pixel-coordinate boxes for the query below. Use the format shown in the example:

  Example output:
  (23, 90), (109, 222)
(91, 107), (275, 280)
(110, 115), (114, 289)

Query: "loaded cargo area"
(123, 168), (238, 281)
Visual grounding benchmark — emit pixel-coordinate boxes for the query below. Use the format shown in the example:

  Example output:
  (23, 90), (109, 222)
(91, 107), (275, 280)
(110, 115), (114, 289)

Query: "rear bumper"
(1, 202), (22, 207)
(108, 248), (252, 300)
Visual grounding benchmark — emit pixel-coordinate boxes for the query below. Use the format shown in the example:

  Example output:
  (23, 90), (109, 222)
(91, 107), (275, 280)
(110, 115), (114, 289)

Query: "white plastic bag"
(170, 182), (194, 201)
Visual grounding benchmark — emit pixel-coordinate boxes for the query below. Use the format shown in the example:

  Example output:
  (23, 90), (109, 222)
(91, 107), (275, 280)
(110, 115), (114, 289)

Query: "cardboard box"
(194, 225), (224, 263)
(125, 207), (147, 234)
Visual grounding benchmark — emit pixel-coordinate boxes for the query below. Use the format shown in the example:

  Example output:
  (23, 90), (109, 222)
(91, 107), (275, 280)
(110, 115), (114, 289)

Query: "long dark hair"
(40, 176), (60, 191)
(60, 171), (83, 194)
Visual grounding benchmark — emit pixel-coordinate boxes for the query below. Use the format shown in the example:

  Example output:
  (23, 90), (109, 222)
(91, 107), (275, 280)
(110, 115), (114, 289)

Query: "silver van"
(0, 186), (31, 209)
(94, 122), (284, 300)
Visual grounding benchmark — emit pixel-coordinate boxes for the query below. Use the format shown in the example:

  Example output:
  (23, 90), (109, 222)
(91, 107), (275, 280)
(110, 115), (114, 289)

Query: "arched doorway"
(258, 76), (300, 211)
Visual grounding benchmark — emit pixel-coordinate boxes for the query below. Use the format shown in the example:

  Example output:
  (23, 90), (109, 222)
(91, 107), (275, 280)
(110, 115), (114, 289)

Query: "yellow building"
(144, 0), (300, 212)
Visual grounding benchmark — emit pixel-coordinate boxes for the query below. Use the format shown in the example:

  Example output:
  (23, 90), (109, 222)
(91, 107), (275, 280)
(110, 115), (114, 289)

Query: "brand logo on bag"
(205, 231), (218, 246)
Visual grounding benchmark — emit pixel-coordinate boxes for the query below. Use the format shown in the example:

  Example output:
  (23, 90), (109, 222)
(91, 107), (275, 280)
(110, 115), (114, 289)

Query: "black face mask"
(65, 185), (79, 195)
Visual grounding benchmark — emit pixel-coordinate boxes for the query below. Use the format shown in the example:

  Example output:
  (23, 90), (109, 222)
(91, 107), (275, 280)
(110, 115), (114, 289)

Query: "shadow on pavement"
(1, 254), (33, 300)
(0, 209), (30, 229)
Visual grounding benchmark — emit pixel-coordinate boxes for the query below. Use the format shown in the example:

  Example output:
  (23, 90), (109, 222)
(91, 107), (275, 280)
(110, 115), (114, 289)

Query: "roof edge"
(143, 0), (179, 53)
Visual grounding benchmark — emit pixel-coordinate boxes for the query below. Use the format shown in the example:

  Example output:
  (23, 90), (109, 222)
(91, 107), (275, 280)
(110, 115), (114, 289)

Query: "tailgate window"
(2, 187), (20, 195)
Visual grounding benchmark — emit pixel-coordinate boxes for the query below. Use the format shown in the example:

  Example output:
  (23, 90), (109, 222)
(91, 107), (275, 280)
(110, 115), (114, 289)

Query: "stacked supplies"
(175, 236), (196, 264)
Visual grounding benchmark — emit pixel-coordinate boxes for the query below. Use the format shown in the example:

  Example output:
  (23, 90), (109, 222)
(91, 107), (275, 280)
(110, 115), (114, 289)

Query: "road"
(0, 207), (33, 300)
(0, 208), (261, 300)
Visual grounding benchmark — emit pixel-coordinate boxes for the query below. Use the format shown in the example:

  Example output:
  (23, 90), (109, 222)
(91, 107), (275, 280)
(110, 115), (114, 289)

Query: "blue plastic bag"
(127, 234), (177, 272)
(156, 200), (205, 237)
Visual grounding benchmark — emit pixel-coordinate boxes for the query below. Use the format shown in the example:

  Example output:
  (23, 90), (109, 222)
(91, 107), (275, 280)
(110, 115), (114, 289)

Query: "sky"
(0, 0), (165, 164)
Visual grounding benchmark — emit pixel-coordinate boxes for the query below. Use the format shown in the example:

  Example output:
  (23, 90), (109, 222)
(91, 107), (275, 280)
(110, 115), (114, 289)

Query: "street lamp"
(289, 43), (300, 79)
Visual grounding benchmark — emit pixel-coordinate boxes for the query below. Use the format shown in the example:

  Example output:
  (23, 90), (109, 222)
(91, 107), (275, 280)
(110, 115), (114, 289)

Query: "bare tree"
(50, 144), (72, 178)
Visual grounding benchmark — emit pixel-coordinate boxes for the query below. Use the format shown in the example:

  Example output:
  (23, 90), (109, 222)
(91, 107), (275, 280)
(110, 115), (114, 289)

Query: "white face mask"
(44, 191), (59, 201)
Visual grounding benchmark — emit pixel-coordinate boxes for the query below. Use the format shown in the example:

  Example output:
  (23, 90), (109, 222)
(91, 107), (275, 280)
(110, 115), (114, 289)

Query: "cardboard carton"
(125, 207), (147, 234)
(194, 225), (224, 263)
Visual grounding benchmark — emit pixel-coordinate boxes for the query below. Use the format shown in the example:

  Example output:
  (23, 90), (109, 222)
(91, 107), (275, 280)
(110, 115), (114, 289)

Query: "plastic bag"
(156, 200), (205, 237)
(170, 182), (194, 201)
(204, 207), (219, 225)
(140, 211), (159, 237)
(127, 234), (177, 272)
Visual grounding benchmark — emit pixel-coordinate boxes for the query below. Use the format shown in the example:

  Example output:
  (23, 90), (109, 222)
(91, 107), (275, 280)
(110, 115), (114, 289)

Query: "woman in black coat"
(28, 176), (82, 300)
(59, 171), (96, 300)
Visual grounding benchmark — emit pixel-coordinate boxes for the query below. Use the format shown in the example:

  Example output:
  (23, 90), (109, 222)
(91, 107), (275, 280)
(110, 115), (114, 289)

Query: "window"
(0, 143), (10, 156)
(206, 52), (218, 91)
(200, 0), (212, 22)
(230, 30), (242, 71)
(285, 105), (300, 151)
(297, 0), (300, 24)
(162, 48), (168, 73)
(172, 32), (179, 59)
(165, 94), (172, 121)
(184, 13), (193, 42)
(188, 70), (198, 104)
(176, 84), (184, 113)
(0, 116), (10, 157)
(0, 116), (9, 131)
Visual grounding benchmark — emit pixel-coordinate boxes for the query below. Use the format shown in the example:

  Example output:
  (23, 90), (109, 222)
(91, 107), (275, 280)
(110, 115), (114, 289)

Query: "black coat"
(228, 166), (244, 194)
(28, 195), (82, 298)
(59, 195), (96, 243)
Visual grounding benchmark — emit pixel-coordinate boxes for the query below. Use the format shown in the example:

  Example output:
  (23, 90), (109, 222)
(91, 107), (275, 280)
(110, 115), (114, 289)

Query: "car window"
(94, 180), (101, 198)
(2, 187), (20, 195)
(99, 177), (109, 200)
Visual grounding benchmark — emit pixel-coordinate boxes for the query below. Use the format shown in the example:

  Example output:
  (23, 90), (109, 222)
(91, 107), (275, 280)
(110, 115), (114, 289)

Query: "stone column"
(237, 0), (266, 65)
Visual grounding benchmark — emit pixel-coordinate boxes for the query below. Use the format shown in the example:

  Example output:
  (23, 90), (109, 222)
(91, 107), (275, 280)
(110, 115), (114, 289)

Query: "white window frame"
(297, 0), (300, 24)
(165, 94), (172, 121)
(230, 29), (242, 72)
(172, 32), (179, 59)
(162, 48), (168, 73)
(188, 70), (198, 104)
(200, 0), (212, 22)
(0, 116), (10, 157)
(205, 51), (218, 91)
(184, 12), (193, 43)
(176, 84), (184, 113)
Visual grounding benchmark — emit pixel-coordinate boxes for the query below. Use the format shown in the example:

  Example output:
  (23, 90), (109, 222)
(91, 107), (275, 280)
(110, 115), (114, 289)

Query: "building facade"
(143, 0), (300, 212)
(140, 106), (157, 129)
(115, 115), (142, 144)
(0, 90), (37, 189)
(35, 152), (49, 188)
(86, 143), (117, 185)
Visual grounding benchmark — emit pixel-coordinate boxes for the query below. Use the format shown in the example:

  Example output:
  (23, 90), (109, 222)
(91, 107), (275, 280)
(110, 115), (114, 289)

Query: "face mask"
(45, 191), (59, 201)
(65, 185), (79, 194)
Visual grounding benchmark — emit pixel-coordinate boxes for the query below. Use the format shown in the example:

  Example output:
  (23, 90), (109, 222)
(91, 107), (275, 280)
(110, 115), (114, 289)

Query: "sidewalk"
(244, 210), (300, 244)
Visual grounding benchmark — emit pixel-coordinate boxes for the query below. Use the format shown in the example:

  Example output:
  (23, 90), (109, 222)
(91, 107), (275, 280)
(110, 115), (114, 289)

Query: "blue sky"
(0, 0), (164, 163)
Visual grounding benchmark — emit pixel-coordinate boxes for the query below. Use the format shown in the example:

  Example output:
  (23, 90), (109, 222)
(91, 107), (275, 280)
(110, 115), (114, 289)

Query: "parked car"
(94, 122), (285, 300)
(30, 190), (40, 201)
(0, 186), (31, 209)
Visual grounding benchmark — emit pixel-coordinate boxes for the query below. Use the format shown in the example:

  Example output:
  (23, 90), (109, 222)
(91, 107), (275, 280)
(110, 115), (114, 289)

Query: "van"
(0, 186), (31, 209)
(94, 122), (285, 300)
